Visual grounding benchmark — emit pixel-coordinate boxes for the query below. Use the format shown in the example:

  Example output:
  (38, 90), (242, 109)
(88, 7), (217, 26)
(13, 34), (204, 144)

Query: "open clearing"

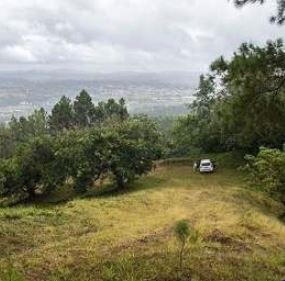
(1, 160), (285, 281)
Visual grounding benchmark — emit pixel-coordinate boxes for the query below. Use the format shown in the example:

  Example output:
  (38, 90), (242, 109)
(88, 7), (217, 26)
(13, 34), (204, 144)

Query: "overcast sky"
(0, 0), (283, 75)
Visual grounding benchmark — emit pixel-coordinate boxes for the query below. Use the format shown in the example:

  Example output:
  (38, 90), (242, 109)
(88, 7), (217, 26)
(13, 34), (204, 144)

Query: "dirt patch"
(204, 229), (233, 244)
(109, 227), (171, 255)
(204, 229), (250, 251)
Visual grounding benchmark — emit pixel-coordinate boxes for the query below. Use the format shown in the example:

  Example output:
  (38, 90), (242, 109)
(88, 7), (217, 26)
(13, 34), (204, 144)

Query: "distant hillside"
(0, 71), (199, 122)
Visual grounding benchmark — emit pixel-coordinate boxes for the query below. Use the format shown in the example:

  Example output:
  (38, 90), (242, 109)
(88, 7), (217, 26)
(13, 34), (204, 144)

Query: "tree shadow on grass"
(83, 176), (168, 199)
(14, 175), (168, 208)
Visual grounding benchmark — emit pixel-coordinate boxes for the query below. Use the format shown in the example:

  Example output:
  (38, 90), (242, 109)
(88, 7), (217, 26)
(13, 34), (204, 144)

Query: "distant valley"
(0, 72), (199, 122)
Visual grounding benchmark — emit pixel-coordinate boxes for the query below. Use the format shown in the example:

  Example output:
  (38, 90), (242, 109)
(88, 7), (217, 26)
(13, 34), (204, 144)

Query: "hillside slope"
(1, 162), (285, 281)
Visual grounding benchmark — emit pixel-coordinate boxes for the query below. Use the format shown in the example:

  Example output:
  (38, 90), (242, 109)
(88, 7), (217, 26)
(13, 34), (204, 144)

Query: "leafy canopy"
(172, 39), (285, 154)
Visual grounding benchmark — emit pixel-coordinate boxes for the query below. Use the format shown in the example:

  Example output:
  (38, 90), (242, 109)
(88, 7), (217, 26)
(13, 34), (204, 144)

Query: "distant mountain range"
(0, 71), (200, 122)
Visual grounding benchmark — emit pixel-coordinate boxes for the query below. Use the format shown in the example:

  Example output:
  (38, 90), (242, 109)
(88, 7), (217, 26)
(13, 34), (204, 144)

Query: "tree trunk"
(116, 176), (125, 189)
(179, 242), (185, 271)
(27, 187), (36, 198)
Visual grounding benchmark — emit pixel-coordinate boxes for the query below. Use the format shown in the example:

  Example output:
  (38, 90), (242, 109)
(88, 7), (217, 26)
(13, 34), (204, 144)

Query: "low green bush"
(244, 147), (285, 200)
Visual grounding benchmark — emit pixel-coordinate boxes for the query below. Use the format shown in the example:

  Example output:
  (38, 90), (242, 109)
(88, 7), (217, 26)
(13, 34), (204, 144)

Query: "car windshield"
(201, 163), (211, 167)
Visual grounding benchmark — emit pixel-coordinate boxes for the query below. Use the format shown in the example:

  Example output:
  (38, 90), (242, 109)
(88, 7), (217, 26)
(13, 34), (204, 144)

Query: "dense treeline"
(0, 92), (162, 201)
(172, 39), (285, 155)
(0, 91), (129, 159)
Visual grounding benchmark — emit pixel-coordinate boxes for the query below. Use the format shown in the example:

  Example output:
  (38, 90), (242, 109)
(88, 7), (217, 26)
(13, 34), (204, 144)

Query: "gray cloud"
(0, 0), (282, 74)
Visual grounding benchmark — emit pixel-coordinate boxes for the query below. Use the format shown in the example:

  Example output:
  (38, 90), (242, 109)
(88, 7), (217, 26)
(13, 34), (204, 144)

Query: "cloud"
(0, 0), (282, 73)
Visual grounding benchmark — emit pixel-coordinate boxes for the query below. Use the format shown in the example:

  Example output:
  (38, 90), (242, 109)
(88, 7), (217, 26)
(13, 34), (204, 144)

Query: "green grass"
(0, 160), (285, 281)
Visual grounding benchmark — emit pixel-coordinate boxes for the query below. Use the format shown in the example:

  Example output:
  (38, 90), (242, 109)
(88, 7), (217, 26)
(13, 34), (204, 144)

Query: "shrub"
(0, 136), (65, 199)
(174, 220), (199, 271)
(244, 147), (285, 200)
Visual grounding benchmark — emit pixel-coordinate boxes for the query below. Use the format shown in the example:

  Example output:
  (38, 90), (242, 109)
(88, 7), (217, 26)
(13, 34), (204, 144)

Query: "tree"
(49, 96), (74, 132)
(9, 108), (48, 141)
(107, 116), (162, 188)
(9, 115), (30, 142)
(1, 108), (49, 159)
(233, 0), (285, 24)
(27, 108), (48, 137)
(0, 158), (21, 197)
(93, 98), (129, 123)
(0, 136), (61, 198)
(0, 96), (160, 200)
(73, 90), (95, 127)
(172, 39), (285, 154)
(172, 75), (222, 153)
(118, 98), (129, 121)
(190, 75), (215, 117)
(52, 129), (105, 193)
(0, 125), (15, 159)
(68, 116), (162, 190)
(211, 39), (285, 151)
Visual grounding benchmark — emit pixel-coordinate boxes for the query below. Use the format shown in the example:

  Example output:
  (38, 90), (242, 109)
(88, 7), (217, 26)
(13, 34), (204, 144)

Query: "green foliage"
(0, 92), (131, 165)
(49, 96), (74, 132)
(0, 158), (21, 197)
(172, 75), (222, 153)
(172, 39), (285, 154)
(211, 39), (285, 151)
(49, 93), (128, 133)
(63, 116), (162, 191)
(93, 98), (129, 123)
(10, 108), (48, 141)
(53, 129), (92, 193)
(0, 105), (161, 200)
(0, 136), (63, 198)
(0, 124), (16, 159)
(175, 220), (190, 243)
(74, 90), (95, 127)
(106, 116), (162, 188)
(244, 147), (285, 199)
(0, 265), (25, 281)
(0, 108), (49, 159)
(0, 91), (142, 200)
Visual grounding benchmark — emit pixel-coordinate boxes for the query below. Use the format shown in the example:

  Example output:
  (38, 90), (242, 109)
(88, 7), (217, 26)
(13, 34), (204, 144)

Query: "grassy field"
(1, 159), (285, 281)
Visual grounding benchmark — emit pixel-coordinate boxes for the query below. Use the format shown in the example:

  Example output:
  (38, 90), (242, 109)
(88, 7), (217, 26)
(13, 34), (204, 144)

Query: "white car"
(199, 159), (214, 173)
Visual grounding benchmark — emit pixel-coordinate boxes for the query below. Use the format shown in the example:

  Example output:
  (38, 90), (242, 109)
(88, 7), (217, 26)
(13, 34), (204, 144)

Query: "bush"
(244, 147), (285, 200)
(174, 220), (199, 271)
(0, 136), (65, 199)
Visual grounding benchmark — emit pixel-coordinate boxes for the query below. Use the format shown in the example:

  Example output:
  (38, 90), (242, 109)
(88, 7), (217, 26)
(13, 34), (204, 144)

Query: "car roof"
(200, 159), (211, 163)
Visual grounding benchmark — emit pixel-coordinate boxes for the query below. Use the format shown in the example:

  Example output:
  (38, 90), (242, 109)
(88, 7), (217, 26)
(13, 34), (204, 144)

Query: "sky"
(0, 0), (283, 75)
